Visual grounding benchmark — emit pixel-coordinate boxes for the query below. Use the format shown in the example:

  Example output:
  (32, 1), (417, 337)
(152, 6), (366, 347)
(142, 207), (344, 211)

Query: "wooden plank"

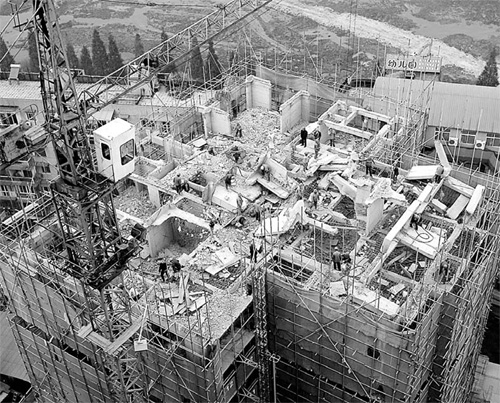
(446, 194), (469, 220)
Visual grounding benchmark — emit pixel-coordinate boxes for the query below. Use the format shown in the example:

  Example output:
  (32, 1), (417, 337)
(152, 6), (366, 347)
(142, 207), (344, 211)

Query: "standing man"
(171, 258), (182, 276)
(159, 260), (168, 282)
(236, 194), (244, 215)
(310, 189), (319, 209)
(332, 247), (342, 272)
(249, 237), (263, 263)
(328, 127), (336, 147)
(235, 122), (243, 138)
(300, 127), (308, 147)
(173, 173), (183, 194)
(225, 173), (234, 190)
(260, 164), (271, 181)
(392, 165), (400, 184)
(314, 138), (321, 159)
(365, 154), (374, 177)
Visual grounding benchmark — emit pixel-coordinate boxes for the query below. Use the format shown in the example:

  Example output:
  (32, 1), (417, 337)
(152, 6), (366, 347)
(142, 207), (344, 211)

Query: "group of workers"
(158, 258), (182, 282)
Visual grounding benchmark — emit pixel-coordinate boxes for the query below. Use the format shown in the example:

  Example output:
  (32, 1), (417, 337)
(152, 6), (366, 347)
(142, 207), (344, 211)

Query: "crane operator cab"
(94, 118), (136, 182)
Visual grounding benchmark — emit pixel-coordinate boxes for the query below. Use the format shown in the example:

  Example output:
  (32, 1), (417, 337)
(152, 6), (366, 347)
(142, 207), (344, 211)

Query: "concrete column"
(148, 184), (161, 208)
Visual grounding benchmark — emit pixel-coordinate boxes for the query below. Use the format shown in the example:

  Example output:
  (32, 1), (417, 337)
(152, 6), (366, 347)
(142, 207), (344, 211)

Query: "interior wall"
(245, 75), (272, 110)
(279, 90), (310, 133)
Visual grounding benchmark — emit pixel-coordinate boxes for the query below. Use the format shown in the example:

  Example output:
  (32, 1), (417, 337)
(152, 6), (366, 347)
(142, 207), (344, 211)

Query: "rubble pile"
(114, 187), (157, 219)
(232, 108), (291, 162)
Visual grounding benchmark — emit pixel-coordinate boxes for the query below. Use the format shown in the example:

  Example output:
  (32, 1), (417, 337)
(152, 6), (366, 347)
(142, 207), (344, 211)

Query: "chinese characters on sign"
(385, 55), (442, 73)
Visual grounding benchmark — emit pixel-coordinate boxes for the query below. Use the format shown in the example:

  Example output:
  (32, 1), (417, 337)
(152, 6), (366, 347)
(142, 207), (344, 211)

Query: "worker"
(410, 213), (422, 230)
(235, 122), (243, 138)
(233, 151), (241, 164)
(392, 165), (400, 184)
(249, 237), (263, 263)
(159, 260), (168, 282)
(310, 189), (319, 209)
(434, 166), (444, 183)
(440, 260), (449, 282)
(209, 218), (216, 236)
(171, 258), (182, 275)
(260, 164), (271, 181)
(225, 173), (234, 190)
(314, 138), (321, 159)
(236, 194), (244, 215)
(314, 129), (321, 140)
(254, 202), (262, 221)
(328, 127), (336, 147)
(300, 127), (308, 147)
(174, 174), (189, 194)
(331, 247), (342, 272)
(364, 154), (374, 177)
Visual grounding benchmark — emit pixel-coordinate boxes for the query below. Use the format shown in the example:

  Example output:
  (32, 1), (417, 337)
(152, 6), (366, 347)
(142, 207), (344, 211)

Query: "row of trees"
(59, 30), (124, 76)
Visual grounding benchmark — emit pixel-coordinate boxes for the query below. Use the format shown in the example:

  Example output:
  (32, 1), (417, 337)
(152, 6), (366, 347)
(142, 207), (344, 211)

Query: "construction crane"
(3, 0), (274, 401)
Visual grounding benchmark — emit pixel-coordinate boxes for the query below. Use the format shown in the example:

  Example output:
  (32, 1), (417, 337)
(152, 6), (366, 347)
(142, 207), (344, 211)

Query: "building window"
(434, 127), (450, 141)
(101, 143), (111, 160)
(486, 135), (500, 148)
(367, 346), (381, 360)
(461, 133), (475, 144)
(0, 112), (18, 127)
(120, 139), (135, 165)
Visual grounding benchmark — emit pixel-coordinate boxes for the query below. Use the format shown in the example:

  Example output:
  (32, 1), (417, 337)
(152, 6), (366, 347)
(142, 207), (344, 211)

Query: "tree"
(80, 46), (93, 75)
(190, 35), (204, 83)
(134, 33), (144, 58)
(66, 43), (79, 69)
(160, 29), (176, 74)
(204, 40), (222, 82)
(27, 31), (38, 72)
(107, 34), (123, 74)
(477, 48), (499, 87)
(91, 29), (108, 76)
(0, 35), (15, 71)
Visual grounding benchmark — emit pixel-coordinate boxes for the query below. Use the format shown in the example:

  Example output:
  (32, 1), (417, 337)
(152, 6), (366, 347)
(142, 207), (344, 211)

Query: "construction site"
(1, 0), (499, 402)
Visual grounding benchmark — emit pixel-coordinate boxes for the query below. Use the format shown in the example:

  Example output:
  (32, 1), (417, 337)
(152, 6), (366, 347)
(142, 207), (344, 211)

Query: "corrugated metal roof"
(0, 312), (29, 381)
(371, 77), (500, 133)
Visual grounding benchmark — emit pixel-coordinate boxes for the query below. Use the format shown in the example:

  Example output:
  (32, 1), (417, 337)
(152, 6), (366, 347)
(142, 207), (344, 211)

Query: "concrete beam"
(466, 185), (485, 215)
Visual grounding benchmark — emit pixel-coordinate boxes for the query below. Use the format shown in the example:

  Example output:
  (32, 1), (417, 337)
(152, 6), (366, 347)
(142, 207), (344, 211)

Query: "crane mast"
(1, 0), (274, 401)
(33, 0), (135, 288)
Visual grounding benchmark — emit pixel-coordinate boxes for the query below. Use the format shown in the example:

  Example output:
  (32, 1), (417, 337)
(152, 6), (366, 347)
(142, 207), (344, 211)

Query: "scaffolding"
(1, 49), (499, 403)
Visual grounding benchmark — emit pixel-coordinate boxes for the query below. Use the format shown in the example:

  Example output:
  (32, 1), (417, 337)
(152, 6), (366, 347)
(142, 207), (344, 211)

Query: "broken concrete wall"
(201, 107), (231, 136)
(245, 75), (272, 110)
(178, 109), (204, 144)
(147, 217), (174, 256)
(219, 83), (247, 117)
(145, 205), (210, 257)
(280, 90), (310, 133)
(163, 137), (194, 160)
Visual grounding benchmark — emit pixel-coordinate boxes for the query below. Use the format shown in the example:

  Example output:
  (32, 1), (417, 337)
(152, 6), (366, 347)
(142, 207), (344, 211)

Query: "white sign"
(385, 55), (442, 73)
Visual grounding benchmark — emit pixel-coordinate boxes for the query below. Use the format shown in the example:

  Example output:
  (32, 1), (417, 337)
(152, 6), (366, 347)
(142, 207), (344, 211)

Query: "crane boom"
(80, 0), (273, 115)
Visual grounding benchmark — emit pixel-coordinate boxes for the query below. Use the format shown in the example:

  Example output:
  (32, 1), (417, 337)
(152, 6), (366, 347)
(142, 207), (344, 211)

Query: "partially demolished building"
(1, 51), (499, 403)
